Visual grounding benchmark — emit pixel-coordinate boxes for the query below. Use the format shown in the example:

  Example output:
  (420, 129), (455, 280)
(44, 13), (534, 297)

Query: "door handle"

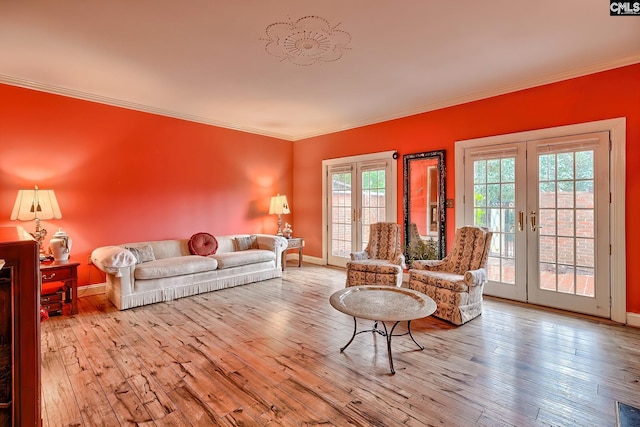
(518, 211), (524, 231)
(530, 210), (543, 232)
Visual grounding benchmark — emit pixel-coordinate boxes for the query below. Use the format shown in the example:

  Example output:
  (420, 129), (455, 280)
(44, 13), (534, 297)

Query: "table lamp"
(269, 194), (290, 236)
(10, 185), (62, 259)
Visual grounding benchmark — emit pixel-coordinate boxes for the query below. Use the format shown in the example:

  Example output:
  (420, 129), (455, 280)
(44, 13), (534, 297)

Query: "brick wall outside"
(539, 190), (594, 268)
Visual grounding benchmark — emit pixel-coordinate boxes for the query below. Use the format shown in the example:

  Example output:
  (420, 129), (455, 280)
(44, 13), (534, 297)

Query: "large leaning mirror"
(403, 150), (446, 262)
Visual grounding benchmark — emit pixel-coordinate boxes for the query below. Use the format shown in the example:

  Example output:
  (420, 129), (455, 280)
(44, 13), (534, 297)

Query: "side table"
(40, 260), (79, 315)
(282, 237), (303, 270)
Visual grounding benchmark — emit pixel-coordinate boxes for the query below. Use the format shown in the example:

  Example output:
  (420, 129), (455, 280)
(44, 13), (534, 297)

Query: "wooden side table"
(283, 237), (304, 270)
(40, 260), (79, 315)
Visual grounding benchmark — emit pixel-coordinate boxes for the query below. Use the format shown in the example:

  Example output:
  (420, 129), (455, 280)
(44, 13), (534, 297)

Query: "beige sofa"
(91, 234), (287, 310)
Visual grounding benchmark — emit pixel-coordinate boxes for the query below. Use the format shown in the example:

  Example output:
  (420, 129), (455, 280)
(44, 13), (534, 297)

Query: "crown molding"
(291, 55), (640, 141)
(2, 54), (639, 142)
(0, 74), (297, 141)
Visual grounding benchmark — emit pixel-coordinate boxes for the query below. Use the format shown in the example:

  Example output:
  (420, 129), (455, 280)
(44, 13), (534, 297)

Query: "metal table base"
(339, 317), (424, 375)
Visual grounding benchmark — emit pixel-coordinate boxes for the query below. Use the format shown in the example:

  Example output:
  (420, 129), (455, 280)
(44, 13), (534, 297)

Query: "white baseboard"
(77, 283), (105, 298)
(626, 312), (640, 328)
(300, 255), (324, 265)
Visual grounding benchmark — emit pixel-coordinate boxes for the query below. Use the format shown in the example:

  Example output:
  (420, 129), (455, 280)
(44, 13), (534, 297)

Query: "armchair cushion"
(347, 259), (403, 275)
(410, 270), (468, 293)
(411, 259), (445, 271)
(350, 251), (369, 261)
(345, 222), (405, 288)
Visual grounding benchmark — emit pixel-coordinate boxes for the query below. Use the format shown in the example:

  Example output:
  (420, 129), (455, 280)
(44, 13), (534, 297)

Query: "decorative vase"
(49, 228), (72, 261)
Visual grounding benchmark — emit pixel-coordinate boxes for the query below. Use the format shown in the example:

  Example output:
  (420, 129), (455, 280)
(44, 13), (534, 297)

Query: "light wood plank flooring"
(41, 265), (640, 426)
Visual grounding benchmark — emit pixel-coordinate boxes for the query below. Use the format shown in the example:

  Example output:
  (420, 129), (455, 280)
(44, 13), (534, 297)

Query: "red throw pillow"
(188, 232), (218, 256)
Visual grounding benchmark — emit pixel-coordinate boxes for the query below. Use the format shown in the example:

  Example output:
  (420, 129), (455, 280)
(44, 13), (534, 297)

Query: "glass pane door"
(528, 133), (610, 317)
(464, 132), (610, 317)
(326, 157), (394, 268)
(358, 166), (387, 252)
(465, 144), (527, 301)
(328, 167), (353, 266)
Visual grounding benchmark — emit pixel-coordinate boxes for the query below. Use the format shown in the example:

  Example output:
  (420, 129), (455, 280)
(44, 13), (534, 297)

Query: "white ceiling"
(1, 1), (639, 141)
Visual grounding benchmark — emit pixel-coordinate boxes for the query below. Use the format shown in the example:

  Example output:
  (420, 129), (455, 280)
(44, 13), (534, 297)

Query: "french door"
(324, 152), (396, 268)
(463, 131), (611, 318)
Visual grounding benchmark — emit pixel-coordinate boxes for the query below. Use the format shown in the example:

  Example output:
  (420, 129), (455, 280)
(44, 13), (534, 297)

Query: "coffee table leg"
(385, 321), (402, 375)
(407, 320), (424, 350)
(340, 317), (358, 352)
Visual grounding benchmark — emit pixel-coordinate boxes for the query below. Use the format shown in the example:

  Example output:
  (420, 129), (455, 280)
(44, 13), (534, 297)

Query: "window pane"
(487, 159), (501, 183)
(575, 151), (594, 180)
(501, 158), (515, 182)
(539, 182), (556, 208)
(474, 160), (487, 184)
(539, 154), (556, 181)
(576, 180), (594, 209)
(557, 181), (574, 209)
(557, 152), (574, 180)
(502, 183), (515, 207)
(474, 185), (486, 207)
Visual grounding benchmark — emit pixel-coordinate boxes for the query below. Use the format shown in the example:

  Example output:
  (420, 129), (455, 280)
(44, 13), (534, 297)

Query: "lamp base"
(30, 219), (48, 259)
(276, 214), (283, 236)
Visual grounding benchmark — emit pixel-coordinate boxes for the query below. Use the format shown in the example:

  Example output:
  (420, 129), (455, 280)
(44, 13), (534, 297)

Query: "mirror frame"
(403, 150), (446, 260)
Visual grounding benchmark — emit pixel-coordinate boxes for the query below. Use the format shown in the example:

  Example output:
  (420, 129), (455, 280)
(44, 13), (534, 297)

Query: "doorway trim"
(454, 118), (626, 324)
(321, 150), (398, 266)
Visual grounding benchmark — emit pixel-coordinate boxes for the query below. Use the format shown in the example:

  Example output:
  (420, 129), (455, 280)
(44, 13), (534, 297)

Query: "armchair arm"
(411, 259), (445, 271)
(464, 268), (488, 286)
(394, 253), (407, 270)
(91, 246), (137, 277)
(350, 251), (369, 261)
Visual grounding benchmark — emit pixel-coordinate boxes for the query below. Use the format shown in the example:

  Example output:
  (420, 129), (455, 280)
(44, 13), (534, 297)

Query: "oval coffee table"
(329, 285), (436, 374)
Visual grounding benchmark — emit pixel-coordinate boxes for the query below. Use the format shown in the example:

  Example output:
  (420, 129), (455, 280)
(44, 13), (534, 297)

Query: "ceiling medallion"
(263, 16), (351, 66)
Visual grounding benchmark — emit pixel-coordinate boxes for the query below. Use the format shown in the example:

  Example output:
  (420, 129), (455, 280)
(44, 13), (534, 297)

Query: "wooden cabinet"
(40, 290), (63, 317)
(40, 261), (79, 315)
(0, 227), (41, 426)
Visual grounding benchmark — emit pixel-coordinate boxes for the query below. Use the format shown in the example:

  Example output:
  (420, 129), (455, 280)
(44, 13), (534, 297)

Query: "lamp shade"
(269, 194), (290, 215)
(10, 186), (62, 221)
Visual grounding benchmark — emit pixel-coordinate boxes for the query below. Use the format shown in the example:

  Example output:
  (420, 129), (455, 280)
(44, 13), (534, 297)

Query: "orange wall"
(1, 64), (638, 313)
(0, 84), (293, 286)
(293, 63), (640, 313)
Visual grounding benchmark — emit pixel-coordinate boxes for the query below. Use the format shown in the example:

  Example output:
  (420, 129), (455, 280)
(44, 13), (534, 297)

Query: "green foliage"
(406, 237), (439, 264)
(362, 170), (386, 190)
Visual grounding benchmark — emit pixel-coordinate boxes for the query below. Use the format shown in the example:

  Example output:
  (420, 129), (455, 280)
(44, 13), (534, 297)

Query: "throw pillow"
(125, 245), (156, 264)
(188, 232), (218, 256)
(233, 235), (259, 251)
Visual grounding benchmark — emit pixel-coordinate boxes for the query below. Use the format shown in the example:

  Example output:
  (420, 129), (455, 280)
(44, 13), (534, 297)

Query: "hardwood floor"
(41, 265), (640, 426)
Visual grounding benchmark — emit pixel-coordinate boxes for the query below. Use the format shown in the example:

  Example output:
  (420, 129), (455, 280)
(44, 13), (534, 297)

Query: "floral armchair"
(345, 222), (406, 287)
(408, 226), (493, 325)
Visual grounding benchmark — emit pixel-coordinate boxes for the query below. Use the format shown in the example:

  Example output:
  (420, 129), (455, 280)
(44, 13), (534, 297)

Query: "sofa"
(91, 233), (288, 310)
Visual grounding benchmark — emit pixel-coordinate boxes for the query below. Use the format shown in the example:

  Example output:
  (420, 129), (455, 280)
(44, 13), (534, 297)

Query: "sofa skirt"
(110, 261), (281, 310)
